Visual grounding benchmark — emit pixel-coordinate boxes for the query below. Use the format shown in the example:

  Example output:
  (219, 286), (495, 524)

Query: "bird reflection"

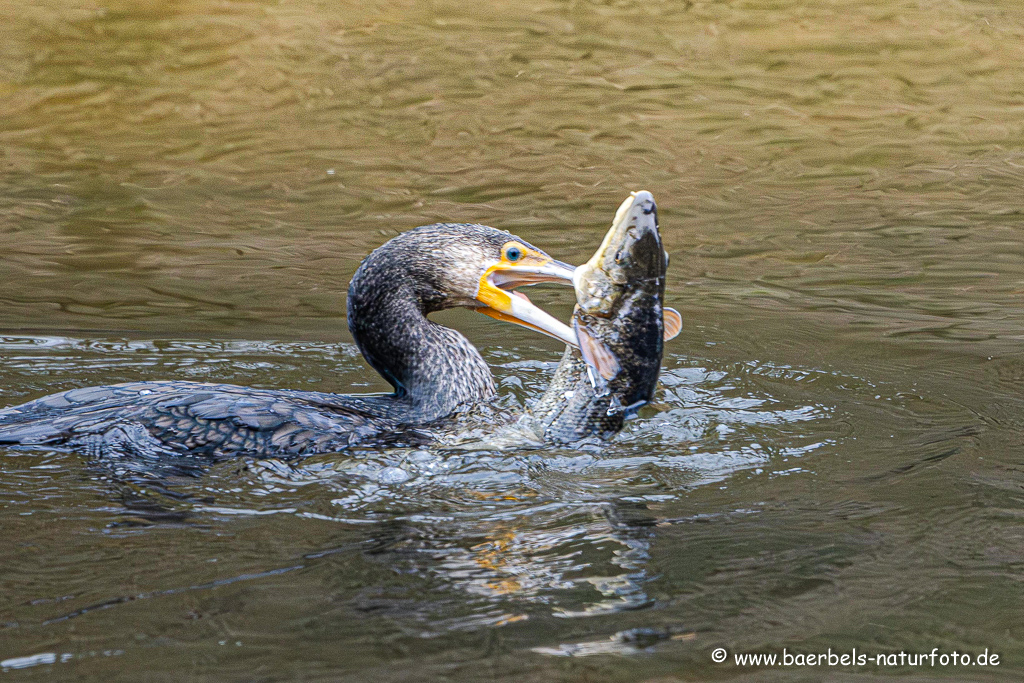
(378, 499), (657, 622)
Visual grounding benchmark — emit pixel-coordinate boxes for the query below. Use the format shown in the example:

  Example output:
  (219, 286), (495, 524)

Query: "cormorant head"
(352, 223), (577, 345)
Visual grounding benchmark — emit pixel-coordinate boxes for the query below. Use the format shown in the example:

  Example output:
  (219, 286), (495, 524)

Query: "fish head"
(574, 191), (665, 316)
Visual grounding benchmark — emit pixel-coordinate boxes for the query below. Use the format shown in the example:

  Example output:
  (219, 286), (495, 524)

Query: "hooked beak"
(474, 258), (579, 346)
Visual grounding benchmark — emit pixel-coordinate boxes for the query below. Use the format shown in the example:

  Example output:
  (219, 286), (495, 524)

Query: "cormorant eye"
(505, 246), (522, 262)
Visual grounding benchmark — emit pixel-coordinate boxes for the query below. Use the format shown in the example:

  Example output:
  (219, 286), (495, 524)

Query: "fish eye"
(504, 245), (523, 262)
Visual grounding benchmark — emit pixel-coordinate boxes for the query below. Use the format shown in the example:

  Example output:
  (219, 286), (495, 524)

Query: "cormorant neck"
(347, 275), (495, 424)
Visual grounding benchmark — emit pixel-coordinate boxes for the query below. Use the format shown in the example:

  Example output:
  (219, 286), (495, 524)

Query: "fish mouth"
(475, 259), (580, 346)
(573, 190), (658, 293)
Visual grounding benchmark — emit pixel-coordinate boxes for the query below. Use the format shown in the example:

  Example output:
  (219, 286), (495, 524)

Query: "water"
(2, 0), (1024, 679)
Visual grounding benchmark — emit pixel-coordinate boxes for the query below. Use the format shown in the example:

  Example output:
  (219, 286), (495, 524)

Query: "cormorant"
(0, 223), (577, 458)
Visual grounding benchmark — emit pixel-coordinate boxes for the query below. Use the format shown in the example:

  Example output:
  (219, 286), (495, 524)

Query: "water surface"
(2, 0), (1024, 680)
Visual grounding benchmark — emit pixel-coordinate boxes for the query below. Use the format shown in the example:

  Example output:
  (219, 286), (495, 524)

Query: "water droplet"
(407, 450), (434, 463)
(378, 467), (411, 485)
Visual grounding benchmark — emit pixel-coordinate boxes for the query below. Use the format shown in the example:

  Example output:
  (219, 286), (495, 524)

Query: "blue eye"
(505, 246), (522, 262)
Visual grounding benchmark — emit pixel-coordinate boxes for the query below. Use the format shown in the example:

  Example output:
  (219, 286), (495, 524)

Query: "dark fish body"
(530, 191), (674, 442)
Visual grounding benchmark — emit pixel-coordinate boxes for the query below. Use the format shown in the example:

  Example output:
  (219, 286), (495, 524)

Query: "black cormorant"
(0, 223), (577, 458)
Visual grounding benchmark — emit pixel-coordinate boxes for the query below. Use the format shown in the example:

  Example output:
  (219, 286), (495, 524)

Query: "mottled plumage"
(0, 382), (407, 458)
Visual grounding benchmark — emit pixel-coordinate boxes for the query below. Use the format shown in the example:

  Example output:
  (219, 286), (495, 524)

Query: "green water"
(2, 0), (1024, 680)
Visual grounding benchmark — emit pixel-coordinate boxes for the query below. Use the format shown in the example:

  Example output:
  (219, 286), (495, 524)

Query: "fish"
(528, 190), (681, 442)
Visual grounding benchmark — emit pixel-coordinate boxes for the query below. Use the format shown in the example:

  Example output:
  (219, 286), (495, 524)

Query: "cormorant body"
(0, 224), (576, 459)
